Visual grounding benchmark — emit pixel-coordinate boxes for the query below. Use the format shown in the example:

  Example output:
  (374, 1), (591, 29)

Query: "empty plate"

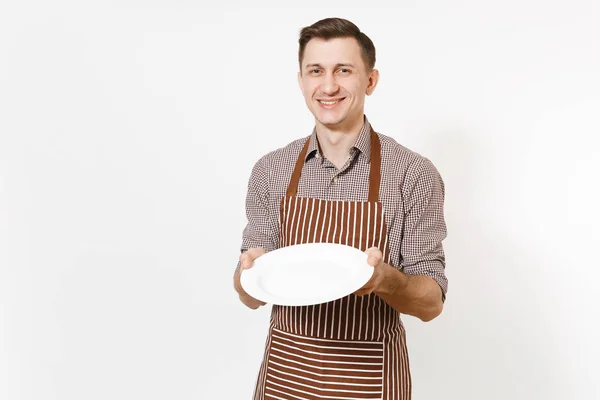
(240, 243), (374, 306)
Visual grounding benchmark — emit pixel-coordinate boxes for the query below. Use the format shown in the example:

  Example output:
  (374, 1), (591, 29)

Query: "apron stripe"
(345, 200), (351, 247)
(300, 197), (312, 245)
(357, 296), (362, 340)
(296, 196), (304, 245)
(266, 377), (383, 398)
(323, 300), (329, 339)
(311, 304), (315, 337)
(392, 334), (398, 398)
(263, 392), (290, 400)
(264, 386), (306, 400)
(312, 198), (321, 243)
(337, 296), (343, 340)
(270, 328), (383, 347)
(265, 380), (382, 399)
(281, 197), (287, 248)
(269, 366), (383, 387)
(300, 304), (304, 336)
(304, 303), (309, 337)
(382, 234), (389, 271)
(315, 199), (328, 243)
(352, 201), (358, 249)
(270, 345), (383, 364)
(295, 303), (300, 336)
(286, 197), (295, 246)
(344, 288), (350, 340)
(294, 197), (303, 246)
(371, 294), (377, 340)
(269, 360), (384, 381)
(352, 294), (358, 340)
(324, 200), (333, 244)
(329, 297), (336, 339)
(364, 294), (370, 341)
(332, 200), (339, 244)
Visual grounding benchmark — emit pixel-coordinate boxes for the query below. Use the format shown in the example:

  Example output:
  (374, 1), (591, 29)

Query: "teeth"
(320, 100), (340, 105)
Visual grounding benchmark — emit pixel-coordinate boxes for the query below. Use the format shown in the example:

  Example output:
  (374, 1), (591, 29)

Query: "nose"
(320, 72), (339, 95)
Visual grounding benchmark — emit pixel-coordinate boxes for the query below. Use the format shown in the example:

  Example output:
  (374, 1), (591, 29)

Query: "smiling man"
(233, 17), (448, 400)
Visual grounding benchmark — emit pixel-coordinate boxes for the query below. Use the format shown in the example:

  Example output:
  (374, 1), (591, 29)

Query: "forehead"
(302, 37), (364, 68)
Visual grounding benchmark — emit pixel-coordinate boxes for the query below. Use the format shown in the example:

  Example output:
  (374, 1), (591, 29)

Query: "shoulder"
(261, 137), (308, 164)
(377, 132), (443, 184)
(252, 137), (307, 170)
(248, 136), (309, 186)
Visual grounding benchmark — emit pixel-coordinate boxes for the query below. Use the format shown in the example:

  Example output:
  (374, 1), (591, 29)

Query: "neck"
(315, 115), (365, 169)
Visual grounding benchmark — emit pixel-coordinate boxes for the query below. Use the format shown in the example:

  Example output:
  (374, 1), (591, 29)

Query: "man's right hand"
(233, 248), (267, 310)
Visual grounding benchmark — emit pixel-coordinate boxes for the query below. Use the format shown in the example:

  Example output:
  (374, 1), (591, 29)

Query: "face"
(298, 37), (379, 132)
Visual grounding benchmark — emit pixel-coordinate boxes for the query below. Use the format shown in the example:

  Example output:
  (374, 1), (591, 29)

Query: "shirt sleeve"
(400, 157), (449, 301)
(240, 155), (279, 255)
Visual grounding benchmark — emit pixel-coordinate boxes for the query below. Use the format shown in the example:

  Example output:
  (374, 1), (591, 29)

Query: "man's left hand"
(353, 247), (385, 296)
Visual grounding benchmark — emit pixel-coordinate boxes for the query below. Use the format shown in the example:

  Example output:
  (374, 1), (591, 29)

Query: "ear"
(365, 68), (380, 96)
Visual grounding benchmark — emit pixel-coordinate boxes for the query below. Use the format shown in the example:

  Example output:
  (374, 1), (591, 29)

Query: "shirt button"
(332, 175), (338, 183)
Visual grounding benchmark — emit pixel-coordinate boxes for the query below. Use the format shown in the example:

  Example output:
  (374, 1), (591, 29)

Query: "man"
(233, 17), (448, 400)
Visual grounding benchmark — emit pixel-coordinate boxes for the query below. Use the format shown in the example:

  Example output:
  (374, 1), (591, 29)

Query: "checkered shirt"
(240, 116), (448, 299)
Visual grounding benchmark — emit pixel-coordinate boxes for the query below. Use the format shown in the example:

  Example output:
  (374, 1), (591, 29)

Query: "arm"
(355, 158), (448, 321)
(233, 156), (278, 309)
(355, 250), (443, 321)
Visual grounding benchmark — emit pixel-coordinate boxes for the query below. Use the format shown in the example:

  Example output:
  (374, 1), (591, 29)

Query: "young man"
(233, 17), (448, 400)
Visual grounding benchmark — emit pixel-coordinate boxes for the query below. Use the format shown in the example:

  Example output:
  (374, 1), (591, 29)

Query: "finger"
(365, 247), (382, 267)
(367, 254), (382, 267)
(240, 293), (266, 308)
(365, 247), (381, 256)
(239, 253), (248, 269)
(240, 252), (253, 270)
(233, 274), (245, 294)
(252, 297), (266, 306)
(240, 248), (267, 269)
(247, 247), (267, 260)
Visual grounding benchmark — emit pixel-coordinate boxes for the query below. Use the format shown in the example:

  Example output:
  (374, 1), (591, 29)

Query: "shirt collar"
(305, 115), (372, 163)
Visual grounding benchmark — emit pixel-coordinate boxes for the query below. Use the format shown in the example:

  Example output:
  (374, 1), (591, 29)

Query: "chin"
(319, 118), (342, 126)
(315, 113), (346, 128)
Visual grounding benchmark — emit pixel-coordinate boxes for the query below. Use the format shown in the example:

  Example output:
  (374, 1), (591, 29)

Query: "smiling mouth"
(317, 98), (346, 106)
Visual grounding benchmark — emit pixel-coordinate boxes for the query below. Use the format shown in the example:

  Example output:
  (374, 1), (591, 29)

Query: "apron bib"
(253, 128), (411, 400)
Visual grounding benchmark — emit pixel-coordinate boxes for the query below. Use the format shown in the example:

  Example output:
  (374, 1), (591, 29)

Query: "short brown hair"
(298, 18), (376, 71)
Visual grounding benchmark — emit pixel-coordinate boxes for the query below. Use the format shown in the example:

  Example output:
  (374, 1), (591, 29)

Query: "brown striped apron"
(253, 128), (411, 400)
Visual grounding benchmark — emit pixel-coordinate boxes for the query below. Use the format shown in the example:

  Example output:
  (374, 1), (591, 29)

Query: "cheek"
(343, 81), (362, 96)
(303, 85), (318, 100)
(354, 84), (369, 99)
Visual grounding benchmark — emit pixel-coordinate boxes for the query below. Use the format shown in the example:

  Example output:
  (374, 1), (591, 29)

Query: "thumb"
(248, 247), (267, 259)
(365, 247), (382, 267)
(240, 247), (267, 269)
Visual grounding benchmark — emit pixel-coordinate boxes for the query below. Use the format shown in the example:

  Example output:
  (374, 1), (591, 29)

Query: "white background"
(1, 1), (599, 399)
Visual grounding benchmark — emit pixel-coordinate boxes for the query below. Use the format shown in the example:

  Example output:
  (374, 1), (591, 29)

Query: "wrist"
(374, 263), (408, 296)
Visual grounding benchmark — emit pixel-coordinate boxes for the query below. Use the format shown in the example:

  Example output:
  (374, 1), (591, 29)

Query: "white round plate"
(240, 243), (374, 306)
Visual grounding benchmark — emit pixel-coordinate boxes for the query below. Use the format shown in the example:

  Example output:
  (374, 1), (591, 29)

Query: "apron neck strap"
(368, 127), (381, 203)
(286, 127), (381, 202)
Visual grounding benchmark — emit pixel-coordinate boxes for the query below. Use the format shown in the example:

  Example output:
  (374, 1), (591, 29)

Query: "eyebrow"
(304, 63), (356, 70)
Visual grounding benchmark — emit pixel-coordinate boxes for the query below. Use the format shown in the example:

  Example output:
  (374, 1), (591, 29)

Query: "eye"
(309, 69), (321, 75)
(338, 68), (351, 74)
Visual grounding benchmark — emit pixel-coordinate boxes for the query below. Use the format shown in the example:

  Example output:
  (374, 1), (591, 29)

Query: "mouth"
(317, 97), (346, 108)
